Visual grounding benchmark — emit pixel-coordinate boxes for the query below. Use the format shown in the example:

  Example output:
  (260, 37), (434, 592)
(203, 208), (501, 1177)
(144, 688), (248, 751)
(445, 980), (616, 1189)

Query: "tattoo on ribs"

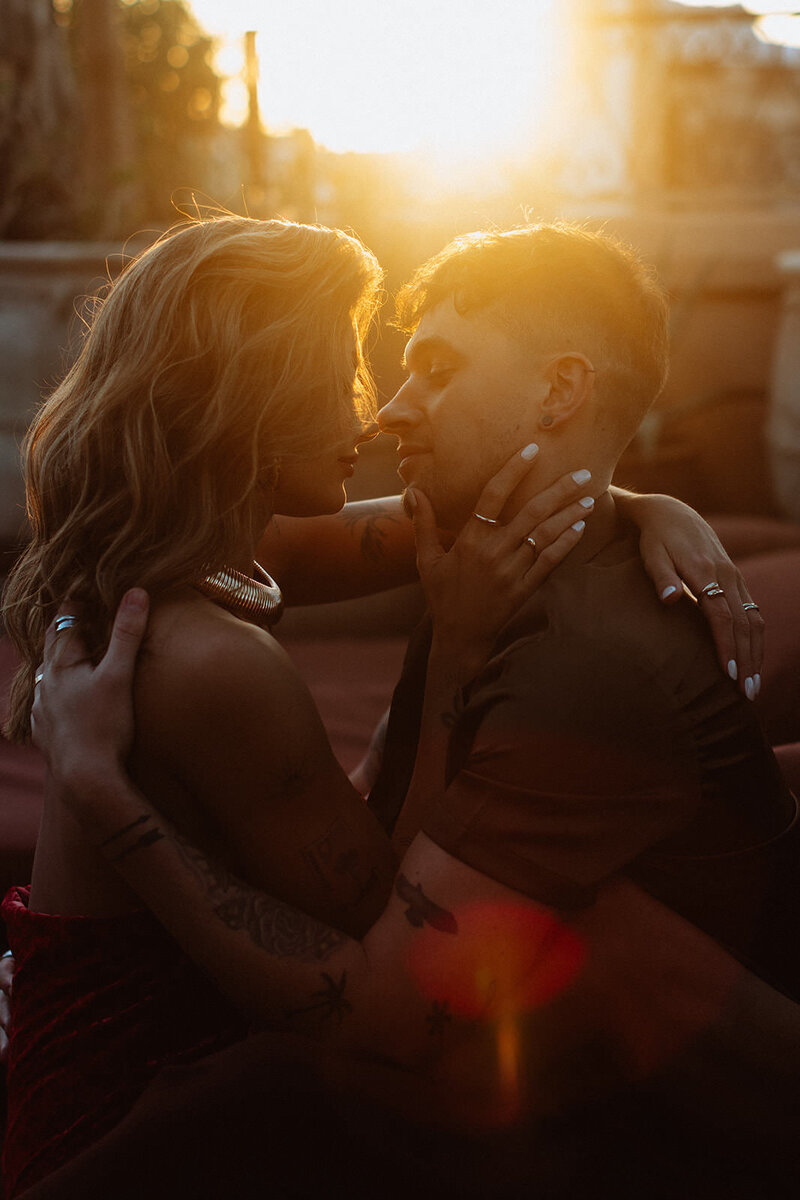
(395, 874), (458, 934)
(284, 970), (352, 1025)
(339, 510), (400, 564)
(171, 832), (348, 963)
(426, 1000), (452, 1039)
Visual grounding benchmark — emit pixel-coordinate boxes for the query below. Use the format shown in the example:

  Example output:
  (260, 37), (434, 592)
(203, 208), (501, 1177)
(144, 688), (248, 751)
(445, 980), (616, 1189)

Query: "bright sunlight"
(187, 0), (566, 161)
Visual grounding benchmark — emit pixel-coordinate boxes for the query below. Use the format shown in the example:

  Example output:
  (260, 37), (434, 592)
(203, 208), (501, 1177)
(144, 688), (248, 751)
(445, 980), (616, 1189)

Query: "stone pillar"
(768, 250), (800, 523)
(0, 242), (115, 546)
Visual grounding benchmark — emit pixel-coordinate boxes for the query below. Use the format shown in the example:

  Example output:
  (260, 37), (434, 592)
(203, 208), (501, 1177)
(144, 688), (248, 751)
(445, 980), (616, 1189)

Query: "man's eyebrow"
(401, 335), (461, 370)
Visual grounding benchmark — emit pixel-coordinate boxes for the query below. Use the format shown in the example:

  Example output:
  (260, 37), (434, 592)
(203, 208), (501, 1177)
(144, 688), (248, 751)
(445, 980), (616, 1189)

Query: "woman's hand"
(617, 490), (765, 698)
(410, 445), (593, 687)
(31, 590), (150, 818)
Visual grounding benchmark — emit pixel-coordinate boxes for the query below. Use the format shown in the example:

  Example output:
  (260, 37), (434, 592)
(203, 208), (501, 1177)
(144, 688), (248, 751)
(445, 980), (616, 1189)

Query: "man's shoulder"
(496, 532), (719, 702)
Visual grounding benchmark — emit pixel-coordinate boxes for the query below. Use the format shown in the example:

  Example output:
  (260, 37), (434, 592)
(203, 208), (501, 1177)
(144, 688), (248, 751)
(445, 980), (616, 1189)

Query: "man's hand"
(32, 590), (150, 803)
(0, 952), (14, 1064)
(617, 490), (765, 698)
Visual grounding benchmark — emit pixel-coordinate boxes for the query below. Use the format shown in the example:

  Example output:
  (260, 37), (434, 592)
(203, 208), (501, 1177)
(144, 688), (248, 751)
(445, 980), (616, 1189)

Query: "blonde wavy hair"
(3, 216), (383, 742)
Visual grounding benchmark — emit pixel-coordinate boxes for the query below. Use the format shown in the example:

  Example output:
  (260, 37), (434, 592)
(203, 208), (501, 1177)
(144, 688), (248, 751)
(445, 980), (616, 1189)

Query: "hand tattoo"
(395, 874), (458, 934)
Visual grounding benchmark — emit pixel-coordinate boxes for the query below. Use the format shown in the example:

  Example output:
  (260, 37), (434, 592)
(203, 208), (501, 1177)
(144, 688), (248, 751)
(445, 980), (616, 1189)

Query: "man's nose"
(377, 377), (418, 434)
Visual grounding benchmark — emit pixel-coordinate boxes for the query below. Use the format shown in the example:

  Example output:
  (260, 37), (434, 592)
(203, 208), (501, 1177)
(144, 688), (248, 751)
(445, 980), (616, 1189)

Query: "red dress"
(1, 886), (247, 1198)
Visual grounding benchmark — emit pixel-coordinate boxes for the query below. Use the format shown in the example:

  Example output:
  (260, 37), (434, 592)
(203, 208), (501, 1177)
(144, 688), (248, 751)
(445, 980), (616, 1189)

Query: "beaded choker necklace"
(194, 561), (284, 629)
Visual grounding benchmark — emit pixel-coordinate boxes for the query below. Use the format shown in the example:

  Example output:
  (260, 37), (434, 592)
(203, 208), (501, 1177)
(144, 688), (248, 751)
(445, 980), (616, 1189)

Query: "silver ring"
(472, 511), (499, 526)
(54, 614), (80, 633)
(525, 536), (537, 552)
(34, 672), (43, 685)
(1, 949), (13, 959)
(742, 602), (760, 612)
(700, 582), (725, 598)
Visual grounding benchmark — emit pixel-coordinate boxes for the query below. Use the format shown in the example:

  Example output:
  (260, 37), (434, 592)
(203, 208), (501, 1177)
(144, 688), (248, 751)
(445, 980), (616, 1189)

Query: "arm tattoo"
(339, 510), (400, 564)
(171, 831), (348, 963)
(395, 874), (458, 934)
(110, 826), (165, 862)
(284, 971), (352, 1025)
(101, 813), (152, 846)
(101, 813), (165, 862)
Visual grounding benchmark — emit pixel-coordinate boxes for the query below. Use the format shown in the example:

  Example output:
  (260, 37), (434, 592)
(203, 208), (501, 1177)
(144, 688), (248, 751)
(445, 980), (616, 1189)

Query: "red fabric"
(1, 886), (246, 1198)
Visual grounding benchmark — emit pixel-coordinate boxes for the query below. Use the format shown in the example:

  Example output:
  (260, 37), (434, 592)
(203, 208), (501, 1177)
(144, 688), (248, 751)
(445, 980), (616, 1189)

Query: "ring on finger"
(54, 614), (80, 633)
(700, 582), (725, 598)
(472, 511), (500, 526)
(34, 672), (43, 686)
(742, 601), (760, 612)
(525, 536), (537, 554)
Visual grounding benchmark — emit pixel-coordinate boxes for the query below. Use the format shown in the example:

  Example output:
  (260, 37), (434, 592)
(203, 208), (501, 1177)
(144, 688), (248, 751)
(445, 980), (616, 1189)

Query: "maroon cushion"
(738, 550), (800, 747)
(0, 639), (43, 904)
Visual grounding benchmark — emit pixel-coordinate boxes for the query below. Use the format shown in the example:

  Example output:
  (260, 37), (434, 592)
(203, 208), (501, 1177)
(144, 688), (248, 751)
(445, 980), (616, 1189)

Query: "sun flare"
(188, 0), (565, 161)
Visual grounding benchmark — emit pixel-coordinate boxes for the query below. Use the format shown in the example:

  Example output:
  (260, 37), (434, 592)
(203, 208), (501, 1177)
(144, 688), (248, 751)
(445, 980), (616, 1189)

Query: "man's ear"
(538, 354), (595, 430)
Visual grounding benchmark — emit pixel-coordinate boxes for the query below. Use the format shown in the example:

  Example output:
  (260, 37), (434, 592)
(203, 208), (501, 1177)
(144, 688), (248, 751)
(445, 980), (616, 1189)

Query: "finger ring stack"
(700, 582), (725, 598)
(472, 511), (499, 526)
(54, 614), (80, 633)
(742, 602), (760, 612)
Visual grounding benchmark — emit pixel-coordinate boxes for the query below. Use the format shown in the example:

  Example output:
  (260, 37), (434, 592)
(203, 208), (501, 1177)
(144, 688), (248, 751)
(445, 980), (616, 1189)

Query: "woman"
(0, 216), (754, 1195)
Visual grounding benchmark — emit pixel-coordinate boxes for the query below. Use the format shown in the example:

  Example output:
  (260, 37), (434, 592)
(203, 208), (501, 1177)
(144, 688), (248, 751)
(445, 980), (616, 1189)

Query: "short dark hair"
(395, 223), (670, 434)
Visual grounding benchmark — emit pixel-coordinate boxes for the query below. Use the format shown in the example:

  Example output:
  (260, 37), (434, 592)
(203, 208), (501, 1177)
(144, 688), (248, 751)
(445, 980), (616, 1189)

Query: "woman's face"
(270, 369), (378, 517)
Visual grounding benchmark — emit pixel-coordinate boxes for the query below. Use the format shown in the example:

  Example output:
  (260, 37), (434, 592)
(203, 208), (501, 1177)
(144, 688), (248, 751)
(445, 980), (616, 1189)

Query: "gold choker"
(195, 561), (284, 629)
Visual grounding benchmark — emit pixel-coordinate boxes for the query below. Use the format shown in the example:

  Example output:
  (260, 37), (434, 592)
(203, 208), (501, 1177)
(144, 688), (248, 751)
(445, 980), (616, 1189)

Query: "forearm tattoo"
(101, 814), (165, 863)
(171, 831), (349, 963)
(340, 510), (400, 564)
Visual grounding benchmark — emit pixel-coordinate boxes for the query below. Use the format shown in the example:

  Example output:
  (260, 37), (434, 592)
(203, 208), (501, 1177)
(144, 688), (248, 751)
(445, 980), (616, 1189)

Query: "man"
(16, 225), (800, 1197)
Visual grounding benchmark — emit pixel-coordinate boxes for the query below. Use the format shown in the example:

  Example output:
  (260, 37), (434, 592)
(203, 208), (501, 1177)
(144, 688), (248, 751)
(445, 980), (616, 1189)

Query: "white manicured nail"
(579, 496), (595, 509)
(745, 676), (755, 701)
(754, 673), (761, 696)
(727, 659), (738, 681)
(520, 442), (539, 461)
(661, 585), (678, 600)
(572, 469), (591, 485)
(572, 520), (586, 533)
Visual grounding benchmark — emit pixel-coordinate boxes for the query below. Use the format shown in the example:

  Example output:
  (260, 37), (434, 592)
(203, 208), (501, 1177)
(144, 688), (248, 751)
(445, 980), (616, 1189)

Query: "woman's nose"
(357, 420), (380, 445)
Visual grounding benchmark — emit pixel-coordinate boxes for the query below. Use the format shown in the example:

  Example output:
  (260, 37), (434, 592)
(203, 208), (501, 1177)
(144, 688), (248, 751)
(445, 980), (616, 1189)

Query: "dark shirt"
(369, 502), (799, 999)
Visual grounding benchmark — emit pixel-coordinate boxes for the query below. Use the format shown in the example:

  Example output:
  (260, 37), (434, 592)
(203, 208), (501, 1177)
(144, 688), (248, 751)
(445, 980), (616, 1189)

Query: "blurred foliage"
(0, 0), (225, 238)
(116, 0), (221, 222)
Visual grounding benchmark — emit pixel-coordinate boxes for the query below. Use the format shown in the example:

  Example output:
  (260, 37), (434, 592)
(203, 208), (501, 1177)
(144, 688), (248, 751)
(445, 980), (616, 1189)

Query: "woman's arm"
(257, 498), (417, 605)
(612, 487), (764, 693)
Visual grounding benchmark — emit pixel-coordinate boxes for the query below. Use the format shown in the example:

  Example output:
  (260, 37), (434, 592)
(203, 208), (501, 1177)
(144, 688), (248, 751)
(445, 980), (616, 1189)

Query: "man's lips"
(396, 445), (430, 474)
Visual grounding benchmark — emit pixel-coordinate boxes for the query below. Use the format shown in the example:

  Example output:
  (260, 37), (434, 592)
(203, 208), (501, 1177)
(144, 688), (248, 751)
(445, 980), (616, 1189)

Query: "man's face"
(378, 298), (547, 530)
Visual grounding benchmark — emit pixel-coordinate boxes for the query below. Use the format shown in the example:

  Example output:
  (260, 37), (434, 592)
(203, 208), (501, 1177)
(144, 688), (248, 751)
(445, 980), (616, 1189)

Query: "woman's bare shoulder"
(133, 592), (332, 780)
